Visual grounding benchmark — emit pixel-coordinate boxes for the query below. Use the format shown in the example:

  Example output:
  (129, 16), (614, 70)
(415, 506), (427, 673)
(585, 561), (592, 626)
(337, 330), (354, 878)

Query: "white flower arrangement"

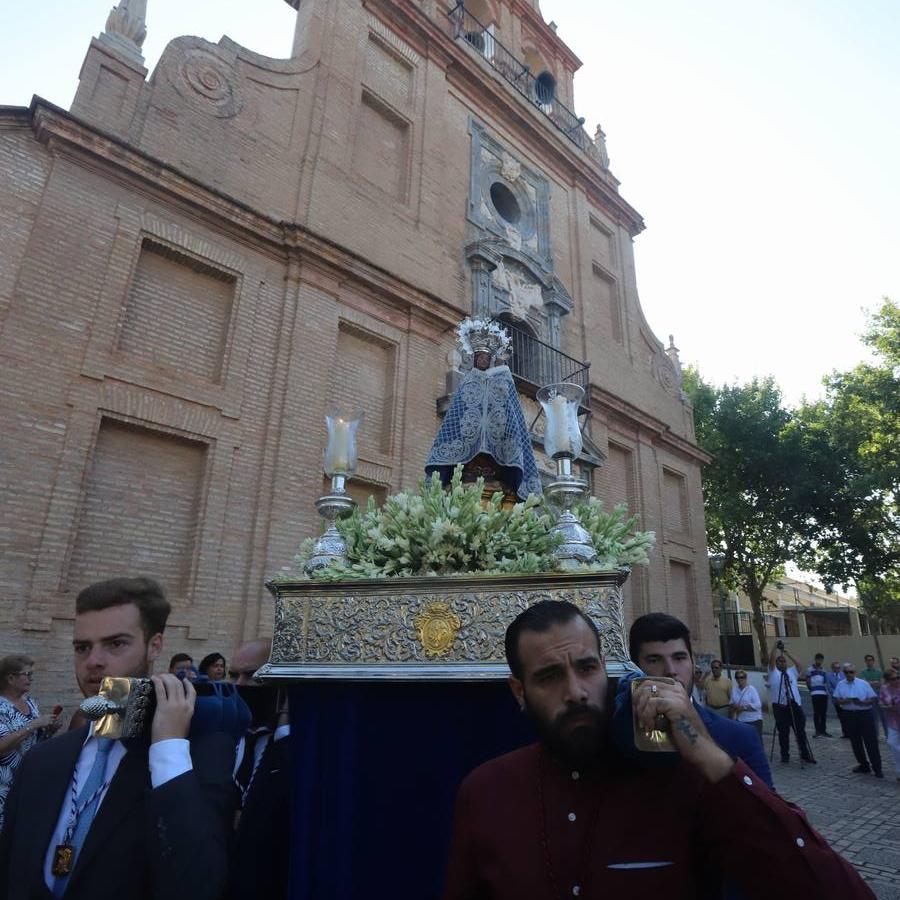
(455, 317), (512, 359)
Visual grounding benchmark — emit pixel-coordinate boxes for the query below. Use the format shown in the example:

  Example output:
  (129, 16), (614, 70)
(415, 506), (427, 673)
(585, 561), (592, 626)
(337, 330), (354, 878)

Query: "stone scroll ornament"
(164, 40), (243, 119)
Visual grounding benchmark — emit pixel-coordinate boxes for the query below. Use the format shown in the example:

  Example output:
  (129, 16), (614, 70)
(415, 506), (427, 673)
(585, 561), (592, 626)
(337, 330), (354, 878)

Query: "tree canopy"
(684, 297), (899, 659)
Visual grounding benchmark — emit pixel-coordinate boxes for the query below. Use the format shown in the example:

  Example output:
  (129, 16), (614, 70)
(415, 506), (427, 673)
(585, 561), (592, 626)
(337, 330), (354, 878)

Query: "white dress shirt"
(43, 729), (192, 889)
(768, 666), (802, 705)
(833, 678), (877, 712)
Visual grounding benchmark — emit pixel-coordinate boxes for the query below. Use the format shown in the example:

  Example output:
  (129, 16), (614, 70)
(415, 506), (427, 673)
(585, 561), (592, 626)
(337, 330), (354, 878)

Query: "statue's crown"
(456, 317), (511, 359)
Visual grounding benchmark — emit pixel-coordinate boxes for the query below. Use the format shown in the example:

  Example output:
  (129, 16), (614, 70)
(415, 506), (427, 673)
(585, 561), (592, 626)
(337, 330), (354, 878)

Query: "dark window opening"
(490, 182), (521, 224)
(535, 71), (556, 105)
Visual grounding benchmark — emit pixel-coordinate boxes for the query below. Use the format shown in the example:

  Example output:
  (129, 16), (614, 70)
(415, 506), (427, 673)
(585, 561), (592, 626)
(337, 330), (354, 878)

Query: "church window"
(535, 71), (556, 106)
(489, 182), (521, 224)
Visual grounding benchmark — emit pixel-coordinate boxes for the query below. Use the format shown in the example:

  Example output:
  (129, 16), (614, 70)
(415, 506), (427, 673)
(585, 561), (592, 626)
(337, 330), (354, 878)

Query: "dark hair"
(814, 653), (824, 660)
(505, 601), (601, 680)
(169, 653), (193, 668)
(628, 613), (693, 664)
(198, 653), (226, 675)
(0, 654), (34, 687)
(75, 577), (170, 641)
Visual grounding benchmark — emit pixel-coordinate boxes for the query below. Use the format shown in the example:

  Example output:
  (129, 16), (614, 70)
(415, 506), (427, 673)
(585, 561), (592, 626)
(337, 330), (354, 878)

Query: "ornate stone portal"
(259, 570), (636, 681)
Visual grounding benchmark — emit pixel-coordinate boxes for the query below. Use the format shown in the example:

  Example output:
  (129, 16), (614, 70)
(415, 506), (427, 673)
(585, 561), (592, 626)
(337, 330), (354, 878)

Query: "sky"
(2, 0), (898, 406)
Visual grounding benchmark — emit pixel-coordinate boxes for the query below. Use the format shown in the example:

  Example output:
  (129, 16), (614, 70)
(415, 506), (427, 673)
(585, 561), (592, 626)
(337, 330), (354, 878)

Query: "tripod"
(768, 658), (815, 768)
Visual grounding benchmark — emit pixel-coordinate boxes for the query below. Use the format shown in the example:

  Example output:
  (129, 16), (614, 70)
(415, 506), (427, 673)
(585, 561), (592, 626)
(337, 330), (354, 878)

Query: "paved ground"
(761, 705), (900, 899)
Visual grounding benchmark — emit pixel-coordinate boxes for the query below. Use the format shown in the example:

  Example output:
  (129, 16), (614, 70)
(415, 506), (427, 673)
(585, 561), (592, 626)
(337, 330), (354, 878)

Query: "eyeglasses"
(844, 670), (856, 674)
(736, 674), (747, 679)
(14, 671), (33, 678)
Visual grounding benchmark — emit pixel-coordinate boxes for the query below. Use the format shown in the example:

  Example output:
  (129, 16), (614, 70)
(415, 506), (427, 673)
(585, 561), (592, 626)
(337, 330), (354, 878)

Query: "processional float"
(258, 318), (653, 899)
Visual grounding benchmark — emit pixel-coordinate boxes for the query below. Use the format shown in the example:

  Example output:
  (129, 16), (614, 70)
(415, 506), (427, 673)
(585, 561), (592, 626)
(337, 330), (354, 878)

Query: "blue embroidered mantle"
(425, 365), (542, 500)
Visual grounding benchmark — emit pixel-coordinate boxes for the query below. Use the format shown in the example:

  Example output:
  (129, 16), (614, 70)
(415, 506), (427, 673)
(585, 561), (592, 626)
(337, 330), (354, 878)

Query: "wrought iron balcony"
(496, 318), (590, 393)
(447, 3), (593, 156)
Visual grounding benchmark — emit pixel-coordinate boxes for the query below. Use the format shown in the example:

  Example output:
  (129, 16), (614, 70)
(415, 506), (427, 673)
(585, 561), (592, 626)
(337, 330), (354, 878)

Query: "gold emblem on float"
(414, 602), (461, 657)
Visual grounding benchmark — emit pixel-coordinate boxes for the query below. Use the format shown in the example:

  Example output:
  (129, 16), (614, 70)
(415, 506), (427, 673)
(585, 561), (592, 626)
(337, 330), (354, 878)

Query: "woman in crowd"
(879, 666), (900, 781)
(0, 654), (62, 827)
(198, 652), (227, 681)
(730, 669), (764, 742)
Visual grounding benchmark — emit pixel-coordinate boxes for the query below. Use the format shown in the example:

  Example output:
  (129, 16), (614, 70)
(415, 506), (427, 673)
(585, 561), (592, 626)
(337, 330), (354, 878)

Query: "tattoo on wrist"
(675, 715), (699, 746)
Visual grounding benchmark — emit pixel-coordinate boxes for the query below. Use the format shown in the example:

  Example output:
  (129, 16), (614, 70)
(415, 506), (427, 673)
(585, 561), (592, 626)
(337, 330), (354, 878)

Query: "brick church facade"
(0, 0), (714, 707)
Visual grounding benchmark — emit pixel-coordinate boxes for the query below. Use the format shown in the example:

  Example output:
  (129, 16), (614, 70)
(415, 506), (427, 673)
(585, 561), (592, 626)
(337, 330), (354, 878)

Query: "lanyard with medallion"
(51, 757), (114, 876)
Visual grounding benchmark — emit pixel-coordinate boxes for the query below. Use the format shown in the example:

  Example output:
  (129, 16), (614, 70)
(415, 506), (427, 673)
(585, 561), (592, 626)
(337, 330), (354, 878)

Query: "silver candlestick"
(545, 456), (598, 568)
(304, 474), (357, 573)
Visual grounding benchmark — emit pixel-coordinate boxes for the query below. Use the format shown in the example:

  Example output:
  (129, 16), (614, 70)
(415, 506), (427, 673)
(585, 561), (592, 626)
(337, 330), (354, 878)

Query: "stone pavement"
(761, 709), (900, 899)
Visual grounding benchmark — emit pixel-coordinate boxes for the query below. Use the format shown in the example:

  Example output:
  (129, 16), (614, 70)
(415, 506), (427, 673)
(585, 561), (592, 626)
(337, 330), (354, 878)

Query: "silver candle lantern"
(304, 413), (362, 574)
(536, 383), (598, 567)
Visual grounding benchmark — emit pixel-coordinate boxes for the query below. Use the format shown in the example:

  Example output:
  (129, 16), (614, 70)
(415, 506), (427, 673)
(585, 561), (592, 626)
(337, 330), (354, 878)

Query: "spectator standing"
(859, 654), (887, 737)
(198, 652), (227, 681)
(825, 661), (849, 738)
(878, 668), (900, 782)
(730, 670), (763, 741)
(702, 660), (733, 716)
(833, 663), (883, 778)
(0, 655), (62, 828)
(691, 666), (705, 707)
(168, 653), (195, 680)
(889, 656), (899, 676)
(806, 653), (831, 737)
(768, 644), (815, 764)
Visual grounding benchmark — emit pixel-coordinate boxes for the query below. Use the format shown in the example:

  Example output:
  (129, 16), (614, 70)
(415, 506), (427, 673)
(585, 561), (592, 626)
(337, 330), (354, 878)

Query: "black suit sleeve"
(148, 731), (236, 900)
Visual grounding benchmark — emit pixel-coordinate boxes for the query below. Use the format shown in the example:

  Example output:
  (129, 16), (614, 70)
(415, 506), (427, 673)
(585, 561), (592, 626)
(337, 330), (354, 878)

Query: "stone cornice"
(590, 384), (712, 466)
(14, 99), (462, 334)
(511, 0), (582, 71)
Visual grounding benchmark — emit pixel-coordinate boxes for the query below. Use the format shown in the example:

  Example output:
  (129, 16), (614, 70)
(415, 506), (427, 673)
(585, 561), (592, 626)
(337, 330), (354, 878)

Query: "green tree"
(794, 298), (899, 643)
(683, 371), (814, 662)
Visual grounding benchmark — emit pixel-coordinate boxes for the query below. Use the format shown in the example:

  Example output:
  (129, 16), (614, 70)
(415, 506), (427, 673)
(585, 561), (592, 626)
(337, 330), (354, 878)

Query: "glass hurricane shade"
(323, 414), (362, 477)
(537, 383), (584, 459)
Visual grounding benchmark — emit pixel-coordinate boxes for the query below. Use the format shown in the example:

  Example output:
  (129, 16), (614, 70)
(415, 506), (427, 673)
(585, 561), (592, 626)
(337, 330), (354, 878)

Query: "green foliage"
(794, 298), (899, 589)
(276, 466), (655, 581)
(683, 369), (811, 660)
(572, 497), (655, 569)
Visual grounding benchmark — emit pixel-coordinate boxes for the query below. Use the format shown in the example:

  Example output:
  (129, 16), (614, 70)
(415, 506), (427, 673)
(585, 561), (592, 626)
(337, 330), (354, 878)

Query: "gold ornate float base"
(259, 571), (637, 681)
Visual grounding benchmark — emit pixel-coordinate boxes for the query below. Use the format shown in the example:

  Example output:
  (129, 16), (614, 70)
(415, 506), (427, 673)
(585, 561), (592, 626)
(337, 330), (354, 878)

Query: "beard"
(525, 697), (610, 768)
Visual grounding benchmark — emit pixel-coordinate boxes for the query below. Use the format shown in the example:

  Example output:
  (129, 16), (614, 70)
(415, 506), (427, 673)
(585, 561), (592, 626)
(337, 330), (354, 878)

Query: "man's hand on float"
(634, 678), (733, 783)
(150, 673), (196, 744)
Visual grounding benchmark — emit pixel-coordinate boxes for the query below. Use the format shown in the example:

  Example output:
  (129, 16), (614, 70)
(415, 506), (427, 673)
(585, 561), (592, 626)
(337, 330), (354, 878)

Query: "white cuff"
(148, 738), (193, 788)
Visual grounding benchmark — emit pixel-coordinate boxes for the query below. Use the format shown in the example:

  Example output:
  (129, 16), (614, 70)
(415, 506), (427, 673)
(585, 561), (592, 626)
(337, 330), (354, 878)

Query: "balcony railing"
(447, 3), (593, 156)
(495, 318), (590, 392)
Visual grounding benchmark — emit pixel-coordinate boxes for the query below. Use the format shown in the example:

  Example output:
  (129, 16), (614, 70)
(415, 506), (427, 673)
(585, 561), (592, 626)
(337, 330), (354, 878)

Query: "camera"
(775, 640), (785, 651)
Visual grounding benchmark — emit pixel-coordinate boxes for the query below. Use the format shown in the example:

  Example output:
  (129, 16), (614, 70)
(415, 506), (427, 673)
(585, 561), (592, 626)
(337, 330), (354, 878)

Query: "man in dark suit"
(0, 577), (234, 900)
(227, 638), (291, 900)
(629, 612), (774, 788)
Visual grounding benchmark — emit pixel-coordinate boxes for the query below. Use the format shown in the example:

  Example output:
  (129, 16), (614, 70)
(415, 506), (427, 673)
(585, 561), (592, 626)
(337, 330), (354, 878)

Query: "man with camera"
(442, 601), (872, 899)
(0, 577), (235, 900)
(769, 640), (816, 765)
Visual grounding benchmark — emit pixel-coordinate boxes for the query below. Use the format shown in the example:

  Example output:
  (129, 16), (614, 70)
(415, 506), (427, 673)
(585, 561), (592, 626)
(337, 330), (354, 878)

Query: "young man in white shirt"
(833, 663), (883, 778)
(768, 642), (815, 765)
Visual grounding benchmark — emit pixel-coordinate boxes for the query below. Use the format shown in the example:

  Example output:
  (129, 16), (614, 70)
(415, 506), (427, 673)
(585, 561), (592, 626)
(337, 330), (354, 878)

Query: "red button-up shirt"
(442, 743), (873, 900)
